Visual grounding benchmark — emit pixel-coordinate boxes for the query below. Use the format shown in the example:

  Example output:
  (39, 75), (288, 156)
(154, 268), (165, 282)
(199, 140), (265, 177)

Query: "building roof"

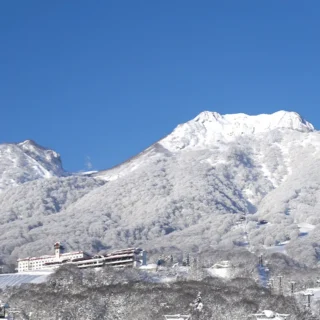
(164, 315), (191, 320)
(17, 246), (140, 263)
(17, 251), (85, 262)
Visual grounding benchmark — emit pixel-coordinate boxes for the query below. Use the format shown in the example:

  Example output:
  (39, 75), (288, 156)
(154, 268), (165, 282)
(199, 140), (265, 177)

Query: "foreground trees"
(0, 264), (316, 320)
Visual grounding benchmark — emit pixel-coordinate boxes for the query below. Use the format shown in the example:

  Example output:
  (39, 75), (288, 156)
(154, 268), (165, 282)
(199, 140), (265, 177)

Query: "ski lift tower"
(164, 315), (191, 320)
(302, 289), (314, 309)
(0, 301), (9, 319)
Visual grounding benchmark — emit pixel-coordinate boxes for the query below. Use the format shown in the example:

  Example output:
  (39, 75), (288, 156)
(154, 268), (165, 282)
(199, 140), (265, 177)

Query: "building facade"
(17, 243), (147, 272)
(44, 247), (147, 270)
(17, 243), (89, 273)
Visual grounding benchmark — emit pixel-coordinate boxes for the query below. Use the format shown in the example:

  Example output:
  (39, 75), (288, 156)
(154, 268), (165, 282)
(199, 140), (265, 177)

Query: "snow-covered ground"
(139, 263), (158, 271)
(207, 267), (231, 279)
(0, 271), (52, 289)
(264, 223), (316, 255)
(265, 241), (289, 254)
(297, 222), (315, 236)
(78, 170), (98, 176)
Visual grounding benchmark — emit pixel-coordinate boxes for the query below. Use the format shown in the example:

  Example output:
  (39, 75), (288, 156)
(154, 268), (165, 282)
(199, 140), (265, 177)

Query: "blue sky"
(1, 1), (320, 172)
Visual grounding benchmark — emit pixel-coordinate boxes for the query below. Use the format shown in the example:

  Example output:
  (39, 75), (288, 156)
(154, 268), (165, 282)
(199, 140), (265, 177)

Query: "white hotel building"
(17, 242), (90, 273)
(17, 243), (147, 272)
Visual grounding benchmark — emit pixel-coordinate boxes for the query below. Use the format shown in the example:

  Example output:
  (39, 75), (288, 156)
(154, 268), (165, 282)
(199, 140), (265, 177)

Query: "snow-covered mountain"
(0, 139), (65, 191)
(1, 111), (320, 267)
(161, 110), (314, 151)
(93, 110), (315, 184)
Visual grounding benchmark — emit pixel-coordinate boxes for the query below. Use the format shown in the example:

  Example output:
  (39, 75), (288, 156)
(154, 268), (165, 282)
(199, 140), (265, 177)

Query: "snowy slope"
(160, 110), (314, 151)
(94, 110), (314, 182)
(0, 272), (51, 289)
(0, 140), (65, 191)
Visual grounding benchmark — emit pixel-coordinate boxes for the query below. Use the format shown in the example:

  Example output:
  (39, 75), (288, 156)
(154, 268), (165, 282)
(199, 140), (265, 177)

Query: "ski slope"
(0, 272), (51, 289)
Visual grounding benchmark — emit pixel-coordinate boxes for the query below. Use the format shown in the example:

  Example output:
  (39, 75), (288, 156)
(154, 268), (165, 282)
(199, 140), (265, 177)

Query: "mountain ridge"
(0, 139), (65, 191)
(94, 110), (314, 182)
(160, 110), (314, 152)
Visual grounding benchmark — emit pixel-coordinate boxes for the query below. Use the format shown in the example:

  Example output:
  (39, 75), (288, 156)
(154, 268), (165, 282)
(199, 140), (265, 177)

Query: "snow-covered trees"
(0, 266), (309, 320)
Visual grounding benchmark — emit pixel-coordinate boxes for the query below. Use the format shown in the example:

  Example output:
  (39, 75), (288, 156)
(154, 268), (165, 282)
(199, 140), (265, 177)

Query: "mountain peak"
(0, 140), (65, 191)
(18, 139), (61, 163)
(18, 139), (43, 149)
(160, 110), (314, 151)
(194, 111), (223, 122)
(194, 110), (313, 132)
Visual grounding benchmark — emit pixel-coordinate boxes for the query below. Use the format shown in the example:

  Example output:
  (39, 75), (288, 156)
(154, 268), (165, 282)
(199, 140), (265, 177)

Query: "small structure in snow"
(251, 310), (290, 319)
(302, 289), (314, 308)
(208, 260), (233, 279)
(212, 260), (232, 268)
(0, 301), (9, 319)
(164, 315), (191, 320)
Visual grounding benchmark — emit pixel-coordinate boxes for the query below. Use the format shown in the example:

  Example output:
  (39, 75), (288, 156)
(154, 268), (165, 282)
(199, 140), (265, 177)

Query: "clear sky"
(1, 1), (320, 172)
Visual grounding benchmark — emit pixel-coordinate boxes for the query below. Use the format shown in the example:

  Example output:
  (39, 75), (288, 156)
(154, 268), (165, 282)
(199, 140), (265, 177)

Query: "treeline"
(0, 264), (316, 320)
